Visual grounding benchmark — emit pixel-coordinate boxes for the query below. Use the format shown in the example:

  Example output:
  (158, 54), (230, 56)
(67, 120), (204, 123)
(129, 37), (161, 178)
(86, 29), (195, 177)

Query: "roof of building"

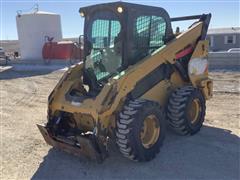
(207, 27), (240, 35)
(22, 10), (58, 15)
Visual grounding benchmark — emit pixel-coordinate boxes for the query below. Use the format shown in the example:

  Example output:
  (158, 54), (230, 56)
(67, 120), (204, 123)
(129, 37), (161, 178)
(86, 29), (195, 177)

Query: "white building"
(16, 10), (62, 60)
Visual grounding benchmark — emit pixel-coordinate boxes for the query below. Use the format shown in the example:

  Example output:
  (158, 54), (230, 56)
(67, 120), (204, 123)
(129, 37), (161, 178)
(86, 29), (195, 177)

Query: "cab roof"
(79, 1), (169, 17)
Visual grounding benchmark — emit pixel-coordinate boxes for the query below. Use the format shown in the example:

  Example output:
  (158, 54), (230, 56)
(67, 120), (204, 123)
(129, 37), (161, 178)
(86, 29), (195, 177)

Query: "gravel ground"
(0, 68), (239, 180)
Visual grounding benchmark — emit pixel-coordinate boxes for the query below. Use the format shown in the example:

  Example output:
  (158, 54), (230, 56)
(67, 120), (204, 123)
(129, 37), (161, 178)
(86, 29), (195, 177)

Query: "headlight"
(117, 6), (123, 13)
(80, 12), (84, 17)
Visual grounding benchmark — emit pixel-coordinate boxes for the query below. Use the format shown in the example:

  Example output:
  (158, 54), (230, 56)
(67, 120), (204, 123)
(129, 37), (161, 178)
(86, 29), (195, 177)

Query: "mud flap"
(37, 124), (105, 163)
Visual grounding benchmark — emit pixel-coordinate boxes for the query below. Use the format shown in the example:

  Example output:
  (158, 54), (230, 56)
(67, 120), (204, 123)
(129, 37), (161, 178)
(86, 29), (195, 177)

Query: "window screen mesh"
(132, 15), (166, 62)
(110, 21), (121, 46)
(150, 16), (166, 47)
(92, 20), (121, 48)
(90, 19), (121, 81)
(92, 20), (109, 48)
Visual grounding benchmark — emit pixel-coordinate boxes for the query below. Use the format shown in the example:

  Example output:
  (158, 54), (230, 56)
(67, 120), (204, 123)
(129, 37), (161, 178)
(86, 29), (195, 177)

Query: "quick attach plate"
(37, 124), (106, 163)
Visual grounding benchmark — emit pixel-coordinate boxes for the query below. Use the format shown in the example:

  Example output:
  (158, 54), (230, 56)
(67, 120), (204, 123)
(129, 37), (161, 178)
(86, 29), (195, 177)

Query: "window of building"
(227, 36), (233, 44)
(224, 35), (236, 44)
(208, 36), (214, 47)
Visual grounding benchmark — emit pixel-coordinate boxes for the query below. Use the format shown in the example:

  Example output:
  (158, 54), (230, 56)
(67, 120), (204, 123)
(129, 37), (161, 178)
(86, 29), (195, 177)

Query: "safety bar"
(170, 15), (203, 22)
(171, 14), (212, 40)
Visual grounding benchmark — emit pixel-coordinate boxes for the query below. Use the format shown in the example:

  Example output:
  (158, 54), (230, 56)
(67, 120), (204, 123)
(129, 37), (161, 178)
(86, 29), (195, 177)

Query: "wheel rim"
(188, 99), (201, 124)
(140, 115), (160, 149)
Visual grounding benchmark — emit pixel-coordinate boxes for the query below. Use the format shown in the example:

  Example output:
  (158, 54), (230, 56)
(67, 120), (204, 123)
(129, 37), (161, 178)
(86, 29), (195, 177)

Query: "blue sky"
(0, 0), (239, 40)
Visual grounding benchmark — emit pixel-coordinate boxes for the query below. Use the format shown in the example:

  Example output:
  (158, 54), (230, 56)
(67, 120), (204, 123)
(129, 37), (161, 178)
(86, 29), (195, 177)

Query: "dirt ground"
(0, 68), (239, 180)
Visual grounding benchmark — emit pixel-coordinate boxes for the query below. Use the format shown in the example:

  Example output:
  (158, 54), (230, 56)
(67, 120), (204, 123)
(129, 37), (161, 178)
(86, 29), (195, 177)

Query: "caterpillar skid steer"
(37, 2), (212, 162)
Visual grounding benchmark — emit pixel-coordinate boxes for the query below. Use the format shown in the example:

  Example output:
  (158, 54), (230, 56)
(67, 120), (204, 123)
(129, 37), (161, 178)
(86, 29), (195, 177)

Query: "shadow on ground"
(32, 125), (240, 180)
(0, 69), (52, 80)
(0, 66), (65, 80)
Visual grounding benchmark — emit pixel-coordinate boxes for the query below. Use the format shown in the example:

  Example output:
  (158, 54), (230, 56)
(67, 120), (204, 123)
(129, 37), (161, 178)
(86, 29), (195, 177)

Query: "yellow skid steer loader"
(38, 2), (212, 162)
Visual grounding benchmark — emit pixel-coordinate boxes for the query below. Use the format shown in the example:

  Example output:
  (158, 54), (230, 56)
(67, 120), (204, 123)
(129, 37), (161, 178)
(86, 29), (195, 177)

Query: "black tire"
(116, 99), (166, 162)
(166, 86), (206, 135)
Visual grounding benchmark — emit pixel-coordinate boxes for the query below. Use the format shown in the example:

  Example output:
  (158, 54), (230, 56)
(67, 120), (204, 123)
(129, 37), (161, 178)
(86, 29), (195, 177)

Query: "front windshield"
(85, 11), (122, 81)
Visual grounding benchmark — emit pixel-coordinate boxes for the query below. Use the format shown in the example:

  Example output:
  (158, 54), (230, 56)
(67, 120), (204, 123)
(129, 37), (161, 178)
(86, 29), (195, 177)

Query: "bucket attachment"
(37, 124), (107, 163)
